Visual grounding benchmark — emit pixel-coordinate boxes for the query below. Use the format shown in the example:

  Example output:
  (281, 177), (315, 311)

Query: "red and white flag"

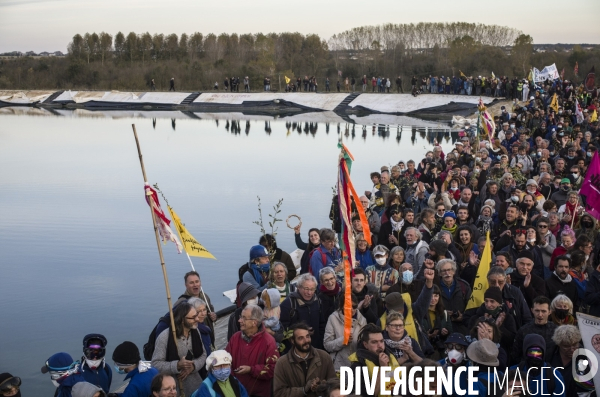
(144, 183), (182, 253)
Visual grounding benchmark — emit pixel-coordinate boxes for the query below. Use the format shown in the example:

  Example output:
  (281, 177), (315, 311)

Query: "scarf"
(442, 224), (457, 236)
(250, 263), (270, 287)
(319, 283), (341, 296)
(554, 271), (573, 283)
(569, 269), (585, 283)
(268, 281), (290, 301)
(391, 217), (404, 232)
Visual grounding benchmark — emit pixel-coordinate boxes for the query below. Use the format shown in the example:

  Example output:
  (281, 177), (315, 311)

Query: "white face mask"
(527, 189), (536, 194)
(246, 297), (259, 305)
(375, 257), (387, 266)
(86, 358), (103, 369)
(447, 349), (464, 365)
(52, 380), (60, 388)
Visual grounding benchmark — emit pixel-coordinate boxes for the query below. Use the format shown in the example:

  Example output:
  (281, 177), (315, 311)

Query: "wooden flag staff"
(132, 124), (185, 397)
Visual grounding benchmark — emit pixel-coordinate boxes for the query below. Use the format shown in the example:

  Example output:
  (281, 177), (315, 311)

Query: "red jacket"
(226, 329), (280, 397)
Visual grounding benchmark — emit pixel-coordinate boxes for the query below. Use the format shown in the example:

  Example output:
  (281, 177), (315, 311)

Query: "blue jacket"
(355, 248), (375, 270)
(309, 245), (341, 281)
(56, 373), (86, 397)
(192, 372), (249, 397)
(81, 359), (112, 393)
(117, 366), (159, 397)
(198, 323), (213, 356)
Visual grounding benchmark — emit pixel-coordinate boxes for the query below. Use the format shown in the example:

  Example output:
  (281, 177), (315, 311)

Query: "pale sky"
(1, 0), (599, 53)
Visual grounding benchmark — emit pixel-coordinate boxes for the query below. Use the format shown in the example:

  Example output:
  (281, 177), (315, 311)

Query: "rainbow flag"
(337, 143), (371, 344)
(478, 98), (496, 140)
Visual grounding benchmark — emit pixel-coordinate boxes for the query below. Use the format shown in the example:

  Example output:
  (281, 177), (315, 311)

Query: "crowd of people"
(2, 78), (599, 397)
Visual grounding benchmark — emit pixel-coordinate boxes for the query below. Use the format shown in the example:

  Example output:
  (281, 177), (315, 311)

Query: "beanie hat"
(484, 287), (503, 304)
(443, 211), (456, 219)
(526, 179), (538, 187)
(384, 292), (404, 312)
(237, 282), (260, 305)
(112, 341), (140, 365)
(261, 288), (281, 310)
(517, 250), (535, 262)
(481, 205), (494, 215)
(484, 199), (496, 209)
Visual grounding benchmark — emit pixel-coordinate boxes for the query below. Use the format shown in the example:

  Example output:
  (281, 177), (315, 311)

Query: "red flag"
(580, 152), (600, 220)
(584, 66), (596, 93)
(574, 62), (579, 76)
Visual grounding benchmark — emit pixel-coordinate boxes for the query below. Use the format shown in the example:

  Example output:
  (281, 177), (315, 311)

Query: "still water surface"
(0, 110), (456, 395)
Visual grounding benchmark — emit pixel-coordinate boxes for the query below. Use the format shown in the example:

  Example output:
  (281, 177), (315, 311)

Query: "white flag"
(576, 313), (600, 392)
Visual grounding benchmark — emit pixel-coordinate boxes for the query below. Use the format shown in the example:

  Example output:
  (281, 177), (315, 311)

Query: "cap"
(373, 245), (389, 257)
(445, 333), (469, 347)
(501, 106), (506, 110)
(561, 178), (571, 184)
(41, 352), (74, 374)
(112, 341), (140, 366)
(384, 292), (404, 312)
(205, 350), (232, 371)
(455, 141), (464, 146)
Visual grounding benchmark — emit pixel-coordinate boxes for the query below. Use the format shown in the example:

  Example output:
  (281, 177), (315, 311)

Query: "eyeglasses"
(300, 287), (316, 292)
(537, 224), (548, 229)
(445, 343), (465, 351)
(514, 229), (527, 235)
(388, 323), (404, 329)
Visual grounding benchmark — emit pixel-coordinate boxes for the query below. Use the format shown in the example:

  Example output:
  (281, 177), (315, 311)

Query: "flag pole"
(184, 252), (213, 315)
(132, 124), (185, 397)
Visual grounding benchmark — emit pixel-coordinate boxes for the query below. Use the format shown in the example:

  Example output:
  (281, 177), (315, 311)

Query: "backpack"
(142, 313), (171, 360)
(307, 247), (327, 276)
(238, 262), (250, 282)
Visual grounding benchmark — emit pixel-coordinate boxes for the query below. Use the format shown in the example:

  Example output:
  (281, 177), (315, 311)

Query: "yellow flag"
(591, 110), (598, 123)
(527, 69), (533, 82)
(460, 70), (467, 79)
(491, 71), (495, 80)
(167, 207), (216, 259)
(466, 232), (491, 310)
(284, 76), (291, 84)
(550, 93), (559, 113)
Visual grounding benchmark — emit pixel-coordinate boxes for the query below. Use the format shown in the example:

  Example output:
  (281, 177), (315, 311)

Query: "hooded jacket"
(324, 310), (367, 369)
(117, 365), (159, 397)
(509, 334), (566, 397)
(545, 271), (579, 306)
(55, 372), (87, 397)
(80, 360), (112, 394)
(405, 239), (429, 276)
(511, 320), (558, 366)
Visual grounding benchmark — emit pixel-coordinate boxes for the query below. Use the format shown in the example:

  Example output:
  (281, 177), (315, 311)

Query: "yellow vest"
(380, 293), (418, 342)
(348, 352), (401, 397)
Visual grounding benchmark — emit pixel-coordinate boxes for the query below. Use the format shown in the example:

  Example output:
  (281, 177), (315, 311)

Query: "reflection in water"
(171, 118), (176, 130)
(213, 117), (456, 147)
(152, 118), (156, 129)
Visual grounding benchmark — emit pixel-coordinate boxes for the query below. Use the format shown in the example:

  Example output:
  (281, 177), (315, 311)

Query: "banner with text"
(533, 63), (560, 82)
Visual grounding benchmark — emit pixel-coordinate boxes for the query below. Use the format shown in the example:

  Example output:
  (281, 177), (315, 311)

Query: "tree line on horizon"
(0, 22), (598, 91)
